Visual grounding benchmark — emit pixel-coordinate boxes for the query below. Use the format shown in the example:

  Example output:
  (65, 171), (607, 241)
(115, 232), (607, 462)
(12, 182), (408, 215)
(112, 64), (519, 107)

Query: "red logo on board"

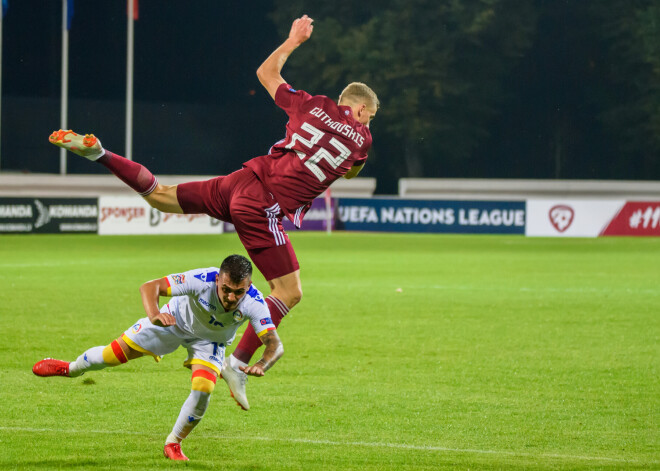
(601, 202), (660, 236)
(549, 205), (574, 233)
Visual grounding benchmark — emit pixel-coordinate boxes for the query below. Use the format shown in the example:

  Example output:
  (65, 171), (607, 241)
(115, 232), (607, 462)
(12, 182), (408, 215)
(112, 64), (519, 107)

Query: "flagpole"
(125, 0), (134, 161)
(60, 0), (69, 175)
(0, 10), (3, 172)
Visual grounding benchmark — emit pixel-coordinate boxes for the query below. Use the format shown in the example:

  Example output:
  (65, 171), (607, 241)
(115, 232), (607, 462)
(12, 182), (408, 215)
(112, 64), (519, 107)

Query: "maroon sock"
(233, 295), (289, 364)
(97, 150), (158, 196)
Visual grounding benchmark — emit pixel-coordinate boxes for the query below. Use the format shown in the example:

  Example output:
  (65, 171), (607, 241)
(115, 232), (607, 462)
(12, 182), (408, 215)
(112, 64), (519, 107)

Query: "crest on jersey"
(131, 323), (142, 334)
(233, 310), (244, 322)
(194, 271), (218, 283)
(345, 109), (350, 115)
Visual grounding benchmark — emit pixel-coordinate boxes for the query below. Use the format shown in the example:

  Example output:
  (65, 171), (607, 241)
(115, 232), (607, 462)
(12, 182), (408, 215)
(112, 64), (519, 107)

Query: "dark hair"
(220, 254), (253, 284)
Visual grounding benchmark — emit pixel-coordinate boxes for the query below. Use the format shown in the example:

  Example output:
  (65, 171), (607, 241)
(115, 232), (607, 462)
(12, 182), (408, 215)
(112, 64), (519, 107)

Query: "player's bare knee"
(286, 287), (303, 308)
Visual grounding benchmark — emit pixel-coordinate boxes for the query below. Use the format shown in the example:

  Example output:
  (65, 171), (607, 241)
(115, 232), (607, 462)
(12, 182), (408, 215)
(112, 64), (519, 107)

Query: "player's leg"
(219, 175), (302, 409)
(222, 243), (301, 410)
(32, 336), (144, 378)
(164, 365), (217, 461)
(49, 129), (185, 213)
(164, 342), (223, 461)
(232, 241), (301, 362)
(33, 316), (178, 378)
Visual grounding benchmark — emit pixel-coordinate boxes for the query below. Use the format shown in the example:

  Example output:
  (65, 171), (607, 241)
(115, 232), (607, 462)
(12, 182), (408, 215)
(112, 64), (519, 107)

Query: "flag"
(2, 0), (8, 19)
(127, 0), (139, 20)
(66, 0), (74, 30)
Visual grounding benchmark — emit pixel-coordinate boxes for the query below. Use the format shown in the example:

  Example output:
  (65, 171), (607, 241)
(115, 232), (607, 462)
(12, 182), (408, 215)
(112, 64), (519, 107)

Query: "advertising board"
(336, 198), (525, 234)
(526, 200), (625, 237)
(0, 197), (98, 233)
(99, 197), (223, 235)
(600, 202), (660, 236)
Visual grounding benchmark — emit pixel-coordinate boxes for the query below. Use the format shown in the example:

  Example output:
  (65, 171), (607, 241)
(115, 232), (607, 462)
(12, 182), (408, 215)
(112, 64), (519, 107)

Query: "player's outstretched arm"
(256, 14), (314, 100)
(140, 278), (176, 327)
(240, 330), (283, 376)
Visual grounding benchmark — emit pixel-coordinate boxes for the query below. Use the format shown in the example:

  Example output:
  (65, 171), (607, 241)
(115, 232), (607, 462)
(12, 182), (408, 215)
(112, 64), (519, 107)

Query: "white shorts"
(122, 317), (225, 375)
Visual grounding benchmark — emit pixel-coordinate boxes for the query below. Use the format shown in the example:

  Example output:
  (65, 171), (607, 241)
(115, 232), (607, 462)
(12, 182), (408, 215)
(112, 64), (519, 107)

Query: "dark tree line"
(271, 1), (660, 192)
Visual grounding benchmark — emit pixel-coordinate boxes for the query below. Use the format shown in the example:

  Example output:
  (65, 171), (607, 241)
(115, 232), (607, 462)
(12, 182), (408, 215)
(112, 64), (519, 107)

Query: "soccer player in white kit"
(32, 254), (283, 461)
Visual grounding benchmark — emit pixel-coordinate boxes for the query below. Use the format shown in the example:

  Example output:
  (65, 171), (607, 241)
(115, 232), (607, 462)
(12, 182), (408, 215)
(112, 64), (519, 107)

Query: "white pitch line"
(308, 281), (660, 295)
(0, 426), (654, 465)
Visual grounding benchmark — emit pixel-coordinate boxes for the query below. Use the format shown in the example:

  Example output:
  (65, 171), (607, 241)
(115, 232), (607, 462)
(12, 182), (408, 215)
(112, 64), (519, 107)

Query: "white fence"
(398, 178), (660, 200)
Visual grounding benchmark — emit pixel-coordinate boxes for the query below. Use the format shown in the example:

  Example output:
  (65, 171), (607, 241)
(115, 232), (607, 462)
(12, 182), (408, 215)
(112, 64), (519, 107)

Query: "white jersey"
(163, 267), (274, 346)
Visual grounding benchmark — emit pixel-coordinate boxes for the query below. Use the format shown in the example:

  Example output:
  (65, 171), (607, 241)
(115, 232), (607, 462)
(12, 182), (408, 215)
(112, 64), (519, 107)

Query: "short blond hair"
(338, 82), (379, 110)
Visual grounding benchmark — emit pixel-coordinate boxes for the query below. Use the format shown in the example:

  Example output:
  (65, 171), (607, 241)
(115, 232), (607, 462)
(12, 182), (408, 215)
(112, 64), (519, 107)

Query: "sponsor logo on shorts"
(131, 323), (142, 334)
(171, 274), (185, 285)
(233, 310), (244, 322)
(260, 317), (272, 325)
(209, 355), (221, 364)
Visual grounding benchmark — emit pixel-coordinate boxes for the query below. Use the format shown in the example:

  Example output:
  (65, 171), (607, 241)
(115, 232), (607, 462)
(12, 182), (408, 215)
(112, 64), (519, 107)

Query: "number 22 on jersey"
(285, 122), (351, 182)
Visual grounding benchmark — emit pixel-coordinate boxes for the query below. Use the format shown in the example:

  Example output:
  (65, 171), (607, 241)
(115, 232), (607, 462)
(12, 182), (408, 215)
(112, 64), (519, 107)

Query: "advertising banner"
(526, 199), (624, 237)
(336, 198), (526, 234)
(0, 197), (98, 233)
(99, 197), (223, 235)
(600, 202), (660, 236)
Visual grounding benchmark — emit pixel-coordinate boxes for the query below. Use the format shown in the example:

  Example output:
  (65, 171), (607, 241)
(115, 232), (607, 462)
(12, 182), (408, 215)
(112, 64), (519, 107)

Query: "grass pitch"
(0, 232), (658, 470)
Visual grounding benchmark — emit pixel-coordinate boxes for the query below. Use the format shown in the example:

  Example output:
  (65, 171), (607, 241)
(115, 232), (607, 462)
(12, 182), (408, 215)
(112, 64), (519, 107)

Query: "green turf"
(0, 233), (658, 470)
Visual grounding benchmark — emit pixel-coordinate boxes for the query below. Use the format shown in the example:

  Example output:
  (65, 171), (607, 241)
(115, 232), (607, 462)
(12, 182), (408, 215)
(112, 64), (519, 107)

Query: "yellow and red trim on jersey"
(257, 327), (276, 338)
(164, 276), (172, 296)
(183, 358), (221, 376)
(121, 334), (161, 362)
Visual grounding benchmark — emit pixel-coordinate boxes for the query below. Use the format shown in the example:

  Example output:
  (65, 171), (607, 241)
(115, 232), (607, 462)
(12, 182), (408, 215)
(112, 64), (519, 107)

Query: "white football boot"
(49, 129), (105, 161)
(221, 358), (249, 411)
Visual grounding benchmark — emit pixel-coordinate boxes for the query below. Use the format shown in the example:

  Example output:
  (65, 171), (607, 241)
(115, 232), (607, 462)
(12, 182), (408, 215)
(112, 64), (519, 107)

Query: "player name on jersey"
(309, 107), (365, 147)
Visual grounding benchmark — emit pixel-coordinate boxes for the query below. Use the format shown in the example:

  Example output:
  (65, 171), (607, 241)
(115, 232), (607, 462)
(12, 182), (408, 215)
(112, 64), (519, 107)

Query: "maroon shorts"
(176, 168), (299, 280)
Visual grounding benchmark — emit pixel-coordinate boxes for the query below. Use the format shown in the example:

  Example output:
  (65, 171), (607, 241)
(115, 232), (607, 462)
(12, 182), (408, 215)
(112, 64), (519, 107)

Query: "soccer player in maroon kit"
(49, 14), (378, 410)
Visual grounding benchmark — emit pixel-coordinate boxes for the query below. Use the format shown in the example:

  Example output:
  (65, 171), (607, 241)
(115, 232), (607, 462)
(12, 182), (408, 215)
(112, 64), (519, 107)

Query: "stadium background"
(1, 2), (659, 469)
(2, 0), (660, 194)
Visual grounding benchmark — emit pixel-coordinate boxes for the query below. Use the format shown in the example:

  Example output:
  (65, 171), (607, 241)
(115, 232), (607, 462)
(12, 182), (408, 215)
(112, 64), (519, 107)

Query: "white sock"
(68, 346), (106, 377)
(170, 390), (211, 441)
(229, 354), (247, 372)
(165, 432), (182, 445)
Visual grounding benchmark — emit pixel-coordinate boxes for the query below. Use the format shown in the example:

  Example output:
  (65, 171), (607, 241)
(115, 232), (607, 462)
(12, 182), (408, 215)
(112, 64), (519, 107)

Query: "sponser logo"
(549, 205), (574, 233)
(629, 206), (660, 229)
(34, 200), (98, 228)
(0, 205), (32, 218)
(101, 207), (145, 222)
(601, 202), (660, 236)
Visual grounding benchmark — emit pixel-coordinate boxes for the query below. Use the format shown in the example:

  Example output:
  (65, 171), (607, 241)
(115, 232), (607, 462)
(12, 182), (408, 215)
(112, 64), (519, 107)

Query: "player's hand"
(151, 312), (176, 327)
(289, 14), (314, 46)
(240, 364), (266, 377)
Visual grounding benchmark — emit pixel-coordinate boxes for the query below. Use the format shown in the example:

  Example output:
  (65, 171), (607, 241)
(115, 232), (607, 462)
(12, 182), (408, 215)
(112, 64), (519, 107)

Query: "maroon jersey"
(244, 83), (372, 227)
